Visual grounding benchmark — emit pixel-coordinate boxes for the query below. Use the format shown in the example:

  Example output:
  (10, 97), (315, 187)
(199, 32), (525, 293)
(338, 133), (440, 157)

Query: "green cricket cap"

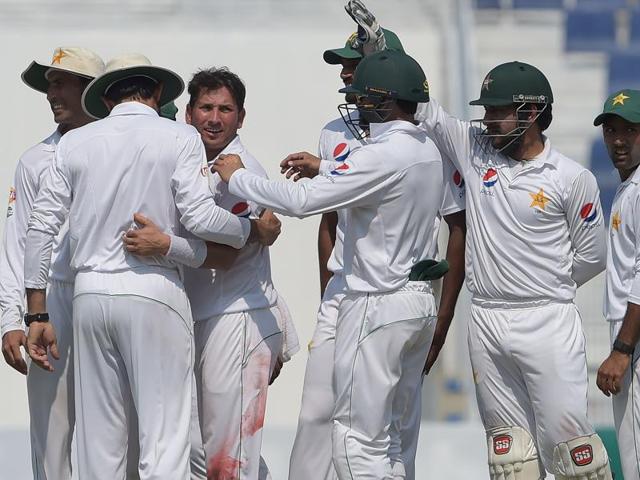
(339, 49), (429, 103)
(160, 101), (178, 121)
(594, 89), (640, 126)
(470, 61), (553, 107)
(323, 28), (404, 65)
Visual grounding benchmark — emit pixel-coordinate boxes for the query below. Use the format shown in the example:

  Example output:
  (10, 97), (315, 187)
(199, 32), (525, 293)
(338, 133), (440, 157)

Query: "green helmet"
(470, 61), (553, 107)
(323, 28), (404, 65)
(339, 49), (429, 103)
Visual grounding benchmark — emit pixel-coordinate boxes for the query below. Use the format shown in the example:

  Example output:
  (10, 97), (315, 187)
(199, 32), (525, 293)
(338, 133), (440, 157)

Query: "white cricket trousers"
(610, 320), (640, 479)
(332, 282), (436, 480)
(194, 306), (282, 480)
(469, 300), (595, 473)
(27, 280), (74, 480)
(72, 270), (193, 480)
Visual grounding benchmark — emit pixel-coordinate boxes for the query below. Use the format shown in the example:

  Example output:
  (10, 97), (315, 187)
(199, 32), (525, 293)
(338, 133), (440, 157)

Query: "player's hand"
(26, 321), (59, 372)
(423, 312), (453, 375)
(2, 330), (28, 375)
(124, 213), (170, 256)
(279, 152), (322, 181)
(269, 356), (284, 385)
(212, 153), (245, 183)
(596, 351), (631, 397)
(251, 209), (281, 246)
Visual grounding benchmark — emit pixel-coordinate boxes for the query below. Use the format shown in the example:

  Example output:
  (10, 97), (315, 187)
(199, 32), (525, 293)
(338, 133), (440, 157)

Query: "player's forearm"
(180, 203), (250, 249)
(318, 212), (338, 297)
(439, 211), (466, 318)
(26, 288), (46, 314)
(23, 229), (54, 290)
(615, 302), (640, 348)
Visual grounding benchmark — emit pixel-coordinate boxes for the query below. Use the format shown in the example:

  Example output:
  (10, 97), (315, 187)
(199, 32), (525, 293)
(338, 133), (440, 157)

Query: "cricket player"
(214, 49), (443, 479)
(288, 24), (466, 480)
(122, 67), (297, 480)
(594, 89), (640, 479)
(0, 47), (104, 480)
(22, 54), (279, 480)
(417, 61), (613, 478)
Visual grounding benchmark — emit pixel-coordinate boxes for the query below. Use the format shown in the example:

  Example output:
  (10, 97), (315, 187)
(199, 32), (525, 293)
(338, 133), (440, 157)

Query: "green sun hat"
(323, 28), (404, 65)
(82, 53), (184, 119)
(339, 49), (430, 103)
(470, 61), (553, 107)
(594, 89), (640, 126)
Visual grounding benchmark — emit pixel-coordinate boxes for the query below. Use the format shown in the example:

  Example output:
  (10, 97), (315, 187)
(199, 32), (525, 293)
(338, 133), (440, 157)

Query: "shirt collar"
(42, 129), (62, 153)
(522, 136), (555, 168)
(108, 101), (159, 118)
(206, 135), (244, 164)
(624, 165), (640, 186)
(369, 120), (422, 140)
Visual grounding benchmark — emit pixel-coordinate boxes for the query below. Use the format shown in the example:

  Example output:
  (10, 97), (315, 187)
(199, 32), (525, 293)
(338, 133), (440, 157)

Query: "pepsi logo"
(333, 142), (351, 162)
(453, 170), (465, 188)
(493, 435), (512, 455)
(580, 203), (597, 223)
(231, 201), (251, 218)
(483, 168), (498, 188)
(570, 445), (593, 466)
(330, 163), (350, 176)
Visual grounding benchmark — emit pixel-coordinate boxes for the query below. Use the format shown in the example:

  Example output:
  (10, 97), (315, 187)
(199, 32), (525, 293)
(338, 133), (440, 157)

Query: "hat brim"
(82, 65), (184, 119)
(21, 61), (93, 94)
(323, 47), (362, 65)
(593, 111), (640, 126)
(469, 97), (514, 106)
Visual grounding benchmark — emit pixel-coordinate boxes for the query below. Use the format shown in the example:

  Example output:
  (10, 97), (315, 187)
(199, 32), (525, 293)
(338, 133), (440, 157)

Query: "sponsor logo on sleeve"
(6, 187), (15, 218)
(493, 435), (512, 455)
(570, 445), (593, 466)
(579, 202), (600, 230)
(330, 163), (350, 176)
(333, 142), (351, 162)
(231, 201), (251, 218)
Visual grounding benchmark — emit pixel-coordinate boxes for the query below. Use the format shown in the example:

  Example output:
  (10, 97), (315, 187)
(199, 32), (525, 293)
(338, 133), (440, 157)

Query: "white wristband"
(166, 235), (207, 268)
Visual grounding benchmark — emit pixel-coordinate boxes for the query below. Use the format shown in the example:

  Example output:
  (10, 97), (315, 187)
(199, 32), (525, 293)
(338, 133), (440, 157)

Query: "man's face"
(340, 58), (361, 87)
(482, 104), (520, 150)
(603, 115), (640, 178)
(186, 86), (245, 159)
(46, 70), (88, 128)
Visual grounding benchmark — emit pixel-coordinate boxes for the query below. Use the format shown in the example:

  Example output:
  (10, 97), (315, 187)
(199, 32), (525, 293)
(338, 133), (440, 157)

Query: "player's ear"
(102, 96), (116, 112)
(237, 108), (246, 129)
(185, 103), (192, 125)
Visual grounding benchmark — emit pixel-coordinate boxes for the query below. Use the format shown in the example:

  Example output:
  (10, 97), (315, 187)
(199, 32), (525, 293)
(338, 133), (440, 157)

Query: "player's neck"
(512, 131), (545, 161)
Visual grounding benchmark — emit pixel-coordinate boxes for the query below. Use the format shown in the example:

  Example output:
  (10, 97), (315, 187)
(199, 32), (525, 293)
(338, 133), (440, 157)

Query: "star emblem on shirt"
(612, 92), (630, 106)
(51, 48), (67, 64)
(529, 188), (550, 210)
(612, 211), (622, 231)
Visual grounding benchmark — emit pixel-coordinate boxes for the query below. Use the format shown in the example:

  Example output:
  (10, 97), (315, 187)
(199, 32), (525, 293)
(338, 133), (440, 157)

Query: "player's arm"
(0, 161), (38, 374)
(24, 151), (71, 372)
(598, 191), (640, 396)
(565, 170), (607, 286)
(318, 212), (338, 298)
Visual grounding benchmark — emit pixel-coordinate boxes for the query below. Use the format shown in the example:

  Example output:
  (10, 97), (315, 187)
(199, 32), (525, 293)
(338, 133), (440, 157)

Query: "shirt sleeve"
(171, 133), (250, 248)
(416, 99), (474, 175)
(628, 190), (640, 306)
(0, 161), (37, 336)
(227, 149), (394, 218)
(565, 170), (607, 287)
(24, 148), (72, 289)
(439, 154), (466, 217)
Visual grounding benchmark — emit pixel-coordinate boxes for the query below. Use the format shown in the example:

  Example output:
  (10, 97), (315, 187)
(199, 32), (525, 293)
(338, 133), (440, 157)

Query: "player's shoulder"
(17, 130), (59, 174)
(319, 117), (360, 153)
(547, 146), (593, 183)
(224, 136), (267, 178)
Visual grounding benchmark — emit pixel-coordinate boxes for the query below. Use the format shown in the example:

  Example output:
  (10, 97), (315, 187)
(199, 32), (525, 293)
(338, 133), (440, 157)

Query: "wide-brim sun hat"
(21, 47), (105, 93)
(82, 53), (184, 119)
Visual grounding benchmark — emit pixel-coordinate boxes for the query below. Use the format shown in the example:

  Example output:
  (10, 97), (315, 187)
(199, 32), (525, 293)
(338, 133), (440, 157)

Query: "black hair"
(396, 99), (418, 115)
(104, 76), (158, 104)
(188, 67), (246, 110)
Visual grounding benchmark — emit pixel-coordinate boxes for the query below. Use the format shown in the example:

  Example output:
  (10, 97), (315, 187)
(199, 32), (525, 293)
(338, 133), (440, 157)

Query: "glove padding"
(344, 0), (386, 56)
(409, 259), (449, 281)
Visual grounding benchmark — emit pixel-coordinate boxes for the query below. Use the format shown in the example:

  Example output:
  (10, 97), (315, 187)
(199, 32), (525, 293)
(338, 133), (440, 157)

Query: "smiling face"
(46, 70), (92, 134)
(602, 115), (640, 181)
(186, 86), (245, 160)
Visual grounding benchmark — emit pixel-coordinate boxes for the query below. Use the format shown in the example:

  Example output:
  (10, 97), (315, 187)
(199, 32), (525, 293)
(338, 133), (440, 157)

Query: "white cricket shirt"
(183, 136), (277, 321)
(229, 120), (444, 293)
(604, 166), (640, 321)
(417, 99), (606, 303)
(24, 102), (251, 293)
(0, 131), (73, 337)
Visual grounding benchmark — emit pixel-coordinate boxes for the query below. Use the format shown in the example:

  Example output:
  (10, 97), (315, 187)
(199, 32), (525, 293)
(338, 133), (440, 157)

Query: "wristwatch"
(24, 312), (49, 327)
(613, 338), (635, 356)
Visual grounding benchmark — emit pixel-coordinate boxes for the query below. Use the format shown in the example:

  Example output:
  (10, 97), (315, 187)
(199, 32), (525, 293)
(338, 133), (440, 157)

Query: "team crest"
(482, 75), (493, 91)
(6, 187), (15, 218)
(423, 79), (430, 95)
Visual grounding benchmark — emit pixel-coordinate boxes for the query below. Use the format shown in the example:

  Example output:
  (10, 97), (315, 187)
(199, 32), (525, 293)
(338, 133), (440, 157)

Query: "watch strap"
(613, 338), (635, 356)
(24, 312), (49, 327)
